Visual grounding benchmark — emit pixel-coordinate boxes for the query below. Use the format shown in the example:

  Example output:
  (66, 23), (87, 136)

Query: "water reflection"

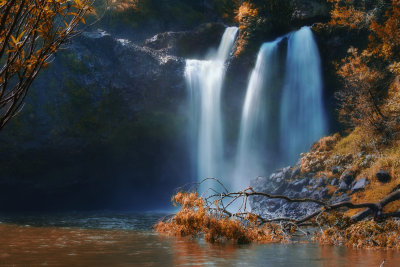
(0, 213), (399, 266)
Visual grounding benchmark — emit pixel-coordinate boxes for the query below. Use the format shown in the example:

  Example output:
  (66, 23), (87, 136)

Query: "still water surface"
(0, 213), (399, 266)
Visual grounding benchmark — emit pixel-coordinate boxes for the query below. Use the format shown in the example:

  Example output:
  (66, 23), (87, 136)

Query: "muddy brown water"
(0, 213), (399, 266)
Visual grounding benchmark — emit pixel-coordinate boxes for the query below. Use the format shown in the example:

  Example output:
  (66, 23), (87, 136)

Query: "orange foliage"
(235, 2), (258, 23)
(328, 0), (367, 29)
(368, 2), (400, 60)
(233, 2), (259, 56)
(300, 134), (341, 173)
(155, 192), (287, 244)
(326, 1), (400, 140)
(336, 47), (385, 130)
(329, 0), (400, 134)
(310, 134), (341, 153)
(0, 0), (93, 128)
(315, 219), (400, 249)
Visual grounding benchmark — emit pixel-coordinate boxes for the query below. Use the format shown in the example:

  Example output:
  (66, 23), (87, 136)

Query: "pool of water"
(0, 213), (399, 266)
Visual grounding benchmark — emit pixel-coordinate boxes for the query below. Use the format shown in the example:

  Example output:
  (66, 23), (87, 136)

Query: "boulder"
(272, 182), (289, 195)
(341, 170), (357, 185)
(334, 193), (351, 203)
(312, 188), (328, 200)
(290, 178), (309, 192)
(282, 166), (292, 179)
(331, 166), (342, 174)
(316, 177), (326, 187)
(339, 180), (348, 191)
(351, 177), (368, 192)
(291, 165), (301, 178)
(270, 171), (283, 181)
(376, 170), (391, 183)
(265, 200), (280, 212)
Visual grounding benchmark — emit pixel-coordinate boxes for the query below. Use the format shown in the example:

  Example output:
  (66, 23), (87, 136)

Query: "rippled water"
(0, 213), (399, 266)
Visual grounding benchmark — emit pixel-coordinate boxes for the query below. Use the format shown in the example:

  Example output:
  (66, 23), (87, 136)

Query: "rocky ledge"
(250, 164), (375, 220)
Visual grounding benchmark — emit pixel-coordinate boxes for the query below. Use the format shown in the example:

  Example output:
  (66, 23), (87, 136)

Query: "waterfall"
(185, 27), (238, 185)
(233, 26), (327, 190)
(186, 25), (327, 193)
(280, 26), (327, 165)
(233, 39), (282, 191)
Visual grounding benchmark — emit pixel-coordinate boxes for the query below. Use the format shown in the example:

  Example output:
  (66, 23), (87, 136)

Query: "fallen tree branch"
(197, 178), (400, 226)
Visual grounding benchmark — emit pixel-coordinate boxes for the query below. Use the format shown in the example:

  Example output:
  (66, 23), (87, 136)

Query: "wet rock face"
(341, 170), (357, 185)
(338, 180), (348, 191)
(0, 29), (190, 211)
(376, 170), (391, 183)
(2, 29), (187, 144)
(351, 177), (368, 192)
(331, 166), (342, 175)
(143, 23), (226, 58)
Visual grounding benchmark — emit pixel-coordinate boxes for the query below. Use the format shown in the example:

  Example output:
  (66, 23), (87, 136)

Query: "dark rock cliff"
(0, 29), (189, 211)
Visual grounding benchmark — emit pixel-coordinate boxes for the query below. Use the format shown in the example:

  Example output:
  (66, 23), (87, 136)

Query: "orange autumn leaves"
(154, 192), (287, 244)
(0, 0), (93, 128)
(328, 0), (367, 29)
(233, 1), (259, 56)
(329, 0), (400, 135)
(315, 218), (400, 249)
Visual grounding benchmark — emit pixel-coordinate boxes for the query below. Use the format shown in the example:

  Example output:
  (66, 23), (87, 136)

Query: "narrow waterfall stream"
(233, 39), (282, 191)
(280, 26), (327, 165)
(185, 27), (238, 187)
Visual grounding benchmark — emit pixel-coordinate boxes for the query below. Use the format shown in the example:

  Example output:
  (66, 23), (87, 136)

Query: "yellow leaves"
(7, 31), (26, 54)
(0, 0), (93, 129)
(78, 16), (85, 24)
(72, 0), (92, 11)
(235, 2), (258, 23)
(10, 30), (25, 45)
(329, 4), (367, 29)
(73, 0), (84, 9)
(388, 62), (400, 76)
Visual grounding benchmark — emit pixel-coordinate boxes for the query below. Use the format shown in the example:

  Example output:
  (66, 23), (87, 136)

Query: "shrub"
(155, 192), (288, 244)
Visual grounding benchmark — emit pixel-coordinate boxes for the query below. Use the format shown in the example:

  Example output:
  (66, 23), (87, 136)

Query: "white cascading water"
(186, 25), (326, 192)
(233, 39), (282, 191)
(233, 26), (327, 190)
(185, 27), (238, 186)
(280, 26), (327, 165)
